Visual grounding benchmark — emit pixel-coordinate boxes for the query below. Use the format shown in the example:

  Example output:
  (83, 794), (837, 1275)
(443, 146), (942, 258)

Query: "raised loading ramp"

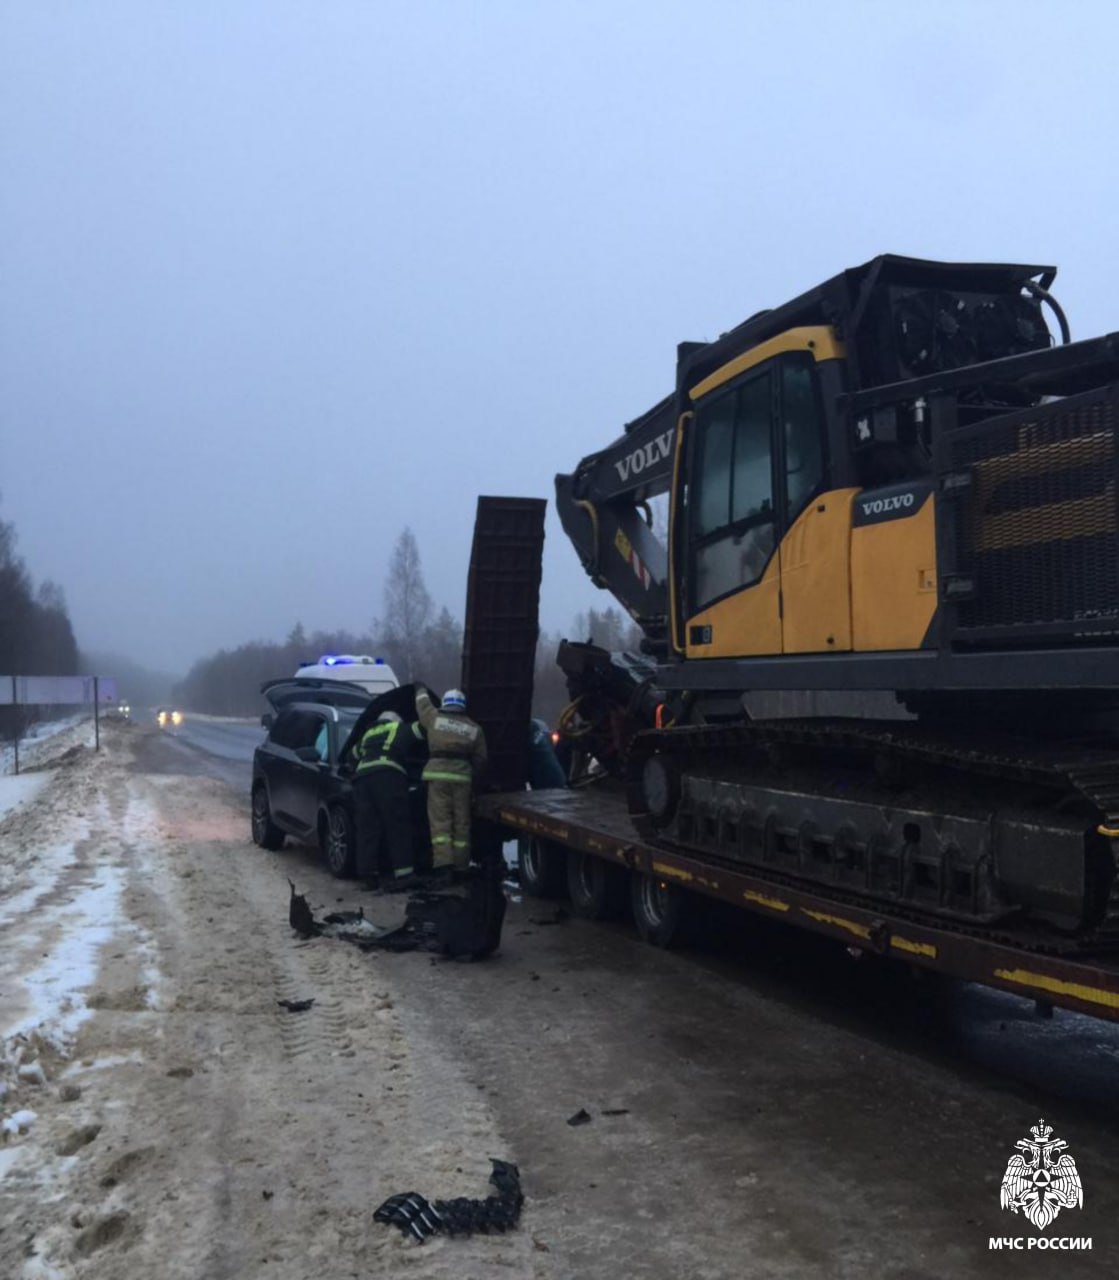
(461, 497), (547, 793)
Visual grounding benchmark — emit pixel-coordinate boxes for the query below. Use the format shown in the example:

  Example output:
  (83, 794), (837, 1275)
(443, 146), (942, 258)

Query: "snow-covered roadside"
(0, 772), (53, 823)
(0, 732), (158, 1218)
(1, 716), (96, 775)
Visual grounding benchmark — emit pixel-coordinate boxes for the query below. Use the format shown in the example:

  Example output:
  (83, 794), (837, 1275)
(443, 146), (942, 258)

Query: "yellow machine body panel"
(683, 558), (783, 659)
(683, 484), (941, 659)
(780, 488), (858, 653)
(851, 493), (938, 651)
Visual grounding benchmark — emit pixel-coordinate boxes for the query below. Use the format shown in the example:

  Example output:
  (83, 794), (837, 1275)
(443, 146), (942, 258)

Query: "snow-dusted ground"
(0, 723), (545, 1280)
(1, 714), (94, 775)
(0, 771), (53, 823)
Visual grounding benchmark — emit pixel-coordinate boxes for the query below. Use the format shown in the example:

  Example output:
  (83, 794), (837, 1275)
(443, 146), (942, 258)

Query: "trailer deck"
(477, 784), (1119, 1023)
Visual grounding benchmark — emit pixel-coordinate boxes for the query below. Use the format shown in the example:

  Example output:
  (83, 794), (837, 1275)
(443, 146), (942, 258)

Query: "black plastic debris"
(601, 1109), (630, 1117)
(277, 998), (314, 1013)
(285, 864), (506, 960)
(374, 1159), (523, 1244)
(566, 1108), (592, 1127)
(288, 880), (321, 939)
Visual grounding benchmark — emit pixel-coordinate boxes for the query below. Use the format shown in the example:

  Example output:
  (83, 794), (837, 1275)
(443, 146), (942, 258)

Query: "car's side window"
(313, 722), (329, 762)
(269, 710), (327, 752)
(269, 711), (301, 749)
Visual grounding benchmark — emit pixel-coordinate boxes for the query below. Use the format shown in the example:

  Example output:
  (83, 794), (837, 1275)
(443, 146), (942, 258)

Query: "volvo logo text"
(614, 430), (674, 484)
(860, 492), (915, 517)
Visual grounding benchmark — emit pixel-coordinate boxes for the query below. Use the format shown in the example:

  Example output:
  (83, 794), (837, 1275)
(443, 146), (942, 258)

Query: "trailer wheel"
(566, 850), (626, 920)
(630, 869), (688, 947)
(518, 836), (566, 898)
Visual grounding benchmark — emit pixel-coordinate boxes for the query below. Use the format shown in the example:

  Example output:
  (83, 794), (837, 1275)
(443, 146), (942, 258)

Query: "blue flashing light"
(374, 657), (384, 664)
(323, 656), (337, 665)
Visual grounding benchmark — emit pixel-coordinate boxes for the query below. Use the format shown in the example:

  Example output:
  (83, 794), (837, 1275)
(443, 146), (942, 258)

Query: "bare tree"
(379, 527), (433, 681)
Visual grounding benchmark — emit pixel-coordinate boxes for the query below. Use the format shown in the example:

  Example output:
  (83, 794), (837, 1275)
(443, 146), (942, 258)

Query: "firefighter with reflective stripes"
(353, 711), (426, 887)
(415, 687), (487, 870)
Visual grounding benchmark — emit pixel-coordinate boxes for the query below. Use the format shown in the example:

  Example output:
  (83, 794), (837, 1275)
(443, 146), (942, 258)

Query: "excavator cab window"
(691, 368), (775, 610)
(782, 356), (825, 519)
(684, 350), (829, 620)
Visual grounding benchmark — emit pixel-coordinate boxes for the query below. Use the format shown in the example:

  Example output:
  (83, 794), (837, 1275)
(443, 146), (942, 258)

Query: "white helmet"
(441, 689), (467, 712)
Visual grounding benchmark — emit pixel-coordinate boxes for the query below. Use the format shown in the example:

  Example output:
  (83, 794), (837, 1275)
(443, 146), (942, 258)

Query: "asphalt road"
(150, 714), (262, 792)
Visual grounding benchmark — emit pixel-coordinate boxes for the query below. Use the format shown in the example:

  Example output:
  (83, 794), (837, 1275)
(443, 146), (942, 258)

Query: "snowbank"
(0, 771), (52, 823)
(1, 715), (92, 775)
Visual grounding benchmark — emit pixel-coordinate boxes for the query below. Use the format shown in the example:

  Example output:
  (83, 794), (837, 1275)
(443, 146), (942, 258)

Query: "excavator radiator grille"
(946, 386), (1119, 641)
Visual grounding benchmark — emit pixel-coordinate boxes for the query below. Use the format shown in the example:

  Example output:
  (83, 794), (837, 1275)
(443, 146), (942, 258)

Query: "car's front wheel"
(251, 784), (285, 851)
(324, 804), (355, 878)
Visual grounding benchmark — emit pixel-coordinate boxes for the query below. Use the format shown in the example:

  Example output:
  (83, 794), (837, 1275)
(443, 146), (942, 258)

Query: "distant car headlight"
(158, 711), (167, 725)
(171, 710), (183, 726)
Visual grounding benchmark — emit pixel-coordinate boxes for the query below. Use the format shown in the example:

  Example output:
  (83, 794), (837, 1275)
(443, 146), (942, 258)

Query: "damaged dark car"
(250, 678), (430, 878)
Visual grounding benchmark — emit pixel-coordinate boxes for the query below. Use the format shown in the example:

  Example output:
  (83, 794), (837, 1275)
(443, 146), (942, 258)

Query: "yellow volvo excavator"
(555, 255), (1119, 949)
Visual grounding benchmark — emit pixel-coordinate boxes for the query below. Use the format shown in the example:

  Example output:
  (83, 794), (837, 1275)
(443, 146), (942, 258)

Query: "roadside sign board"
(0, 676), (118, 705)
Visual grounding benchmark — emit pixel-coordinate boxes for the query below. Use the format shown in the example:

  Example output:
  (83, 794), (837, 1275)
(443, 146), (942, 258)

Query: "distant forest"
(0, 504), (81, 738)
(174, 528), (642, 723)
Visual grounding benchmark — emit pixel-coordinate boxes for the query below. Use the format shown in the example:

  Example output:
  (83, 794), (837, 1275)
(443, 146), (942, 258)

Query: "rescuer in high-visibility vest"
(353, 710), (426, 886)
(415, 687), (487, 870)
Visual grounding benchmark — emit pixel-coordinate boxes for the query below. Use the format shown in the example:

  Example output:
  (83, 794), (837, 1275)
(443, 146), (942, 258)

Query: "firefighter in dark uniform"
(415, 687), (487, 871)
(352, 710), (426, 887)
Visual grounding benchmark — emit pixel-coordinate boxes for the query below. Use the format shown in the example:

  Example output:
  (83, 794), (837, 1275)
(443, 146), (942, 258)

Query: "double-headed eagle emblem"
(1000, 1120), (1083, 1231)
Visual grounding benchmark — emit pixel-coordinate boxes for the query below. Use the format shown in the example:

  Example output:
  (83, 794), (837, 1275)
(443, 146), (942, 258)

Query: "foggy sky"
(2, 1), (1118, 676)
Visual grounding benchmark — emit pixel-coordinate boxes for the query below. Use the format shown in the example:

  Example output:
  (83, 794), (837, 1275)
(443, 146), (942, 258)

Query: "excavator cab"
(676, 331), (849, 659)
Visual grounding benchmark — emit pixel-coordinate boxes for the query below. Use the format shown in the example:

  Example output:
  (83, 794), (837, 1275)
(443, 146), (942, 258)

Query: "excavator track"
(625, 719), (1119, 955)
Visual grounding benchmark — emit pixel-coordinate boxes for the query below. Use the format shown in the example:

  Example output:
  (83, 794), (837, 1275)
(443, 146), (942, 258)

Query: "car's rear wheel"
(251, 784), (285, 851)
(324, 804), (355, 878)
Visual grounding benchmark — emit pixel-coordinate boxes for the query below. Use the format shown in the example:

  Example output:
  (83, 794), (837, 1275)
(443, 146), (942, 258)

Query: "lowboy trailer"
(477, 782), (1119, 1024)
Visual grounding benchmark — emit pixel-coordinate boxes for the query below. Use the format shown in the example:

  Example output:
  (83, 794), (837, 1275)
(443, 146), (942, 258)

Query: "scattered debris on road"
(374, 1158), (524, 1244)
(288, 880), (320, 938)
(276, 998), (315, 1013)
(285, 866), (507, 959)
(566, 1108), (592, 1127)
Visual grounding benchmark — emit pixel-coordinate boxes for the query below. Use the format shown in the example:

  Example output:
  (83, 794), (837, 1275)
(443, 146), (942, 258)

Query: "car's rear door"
(280, 710), (329, 837)
(258, 709), (303, 828)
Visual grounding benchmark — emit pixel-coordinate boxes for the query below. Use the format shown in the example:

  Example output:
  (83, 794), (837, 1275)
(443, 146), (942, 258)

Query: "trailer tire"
(518, 836), (566, 898)
(566, 850), (626, 920)
(630, 869), (689, 947)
